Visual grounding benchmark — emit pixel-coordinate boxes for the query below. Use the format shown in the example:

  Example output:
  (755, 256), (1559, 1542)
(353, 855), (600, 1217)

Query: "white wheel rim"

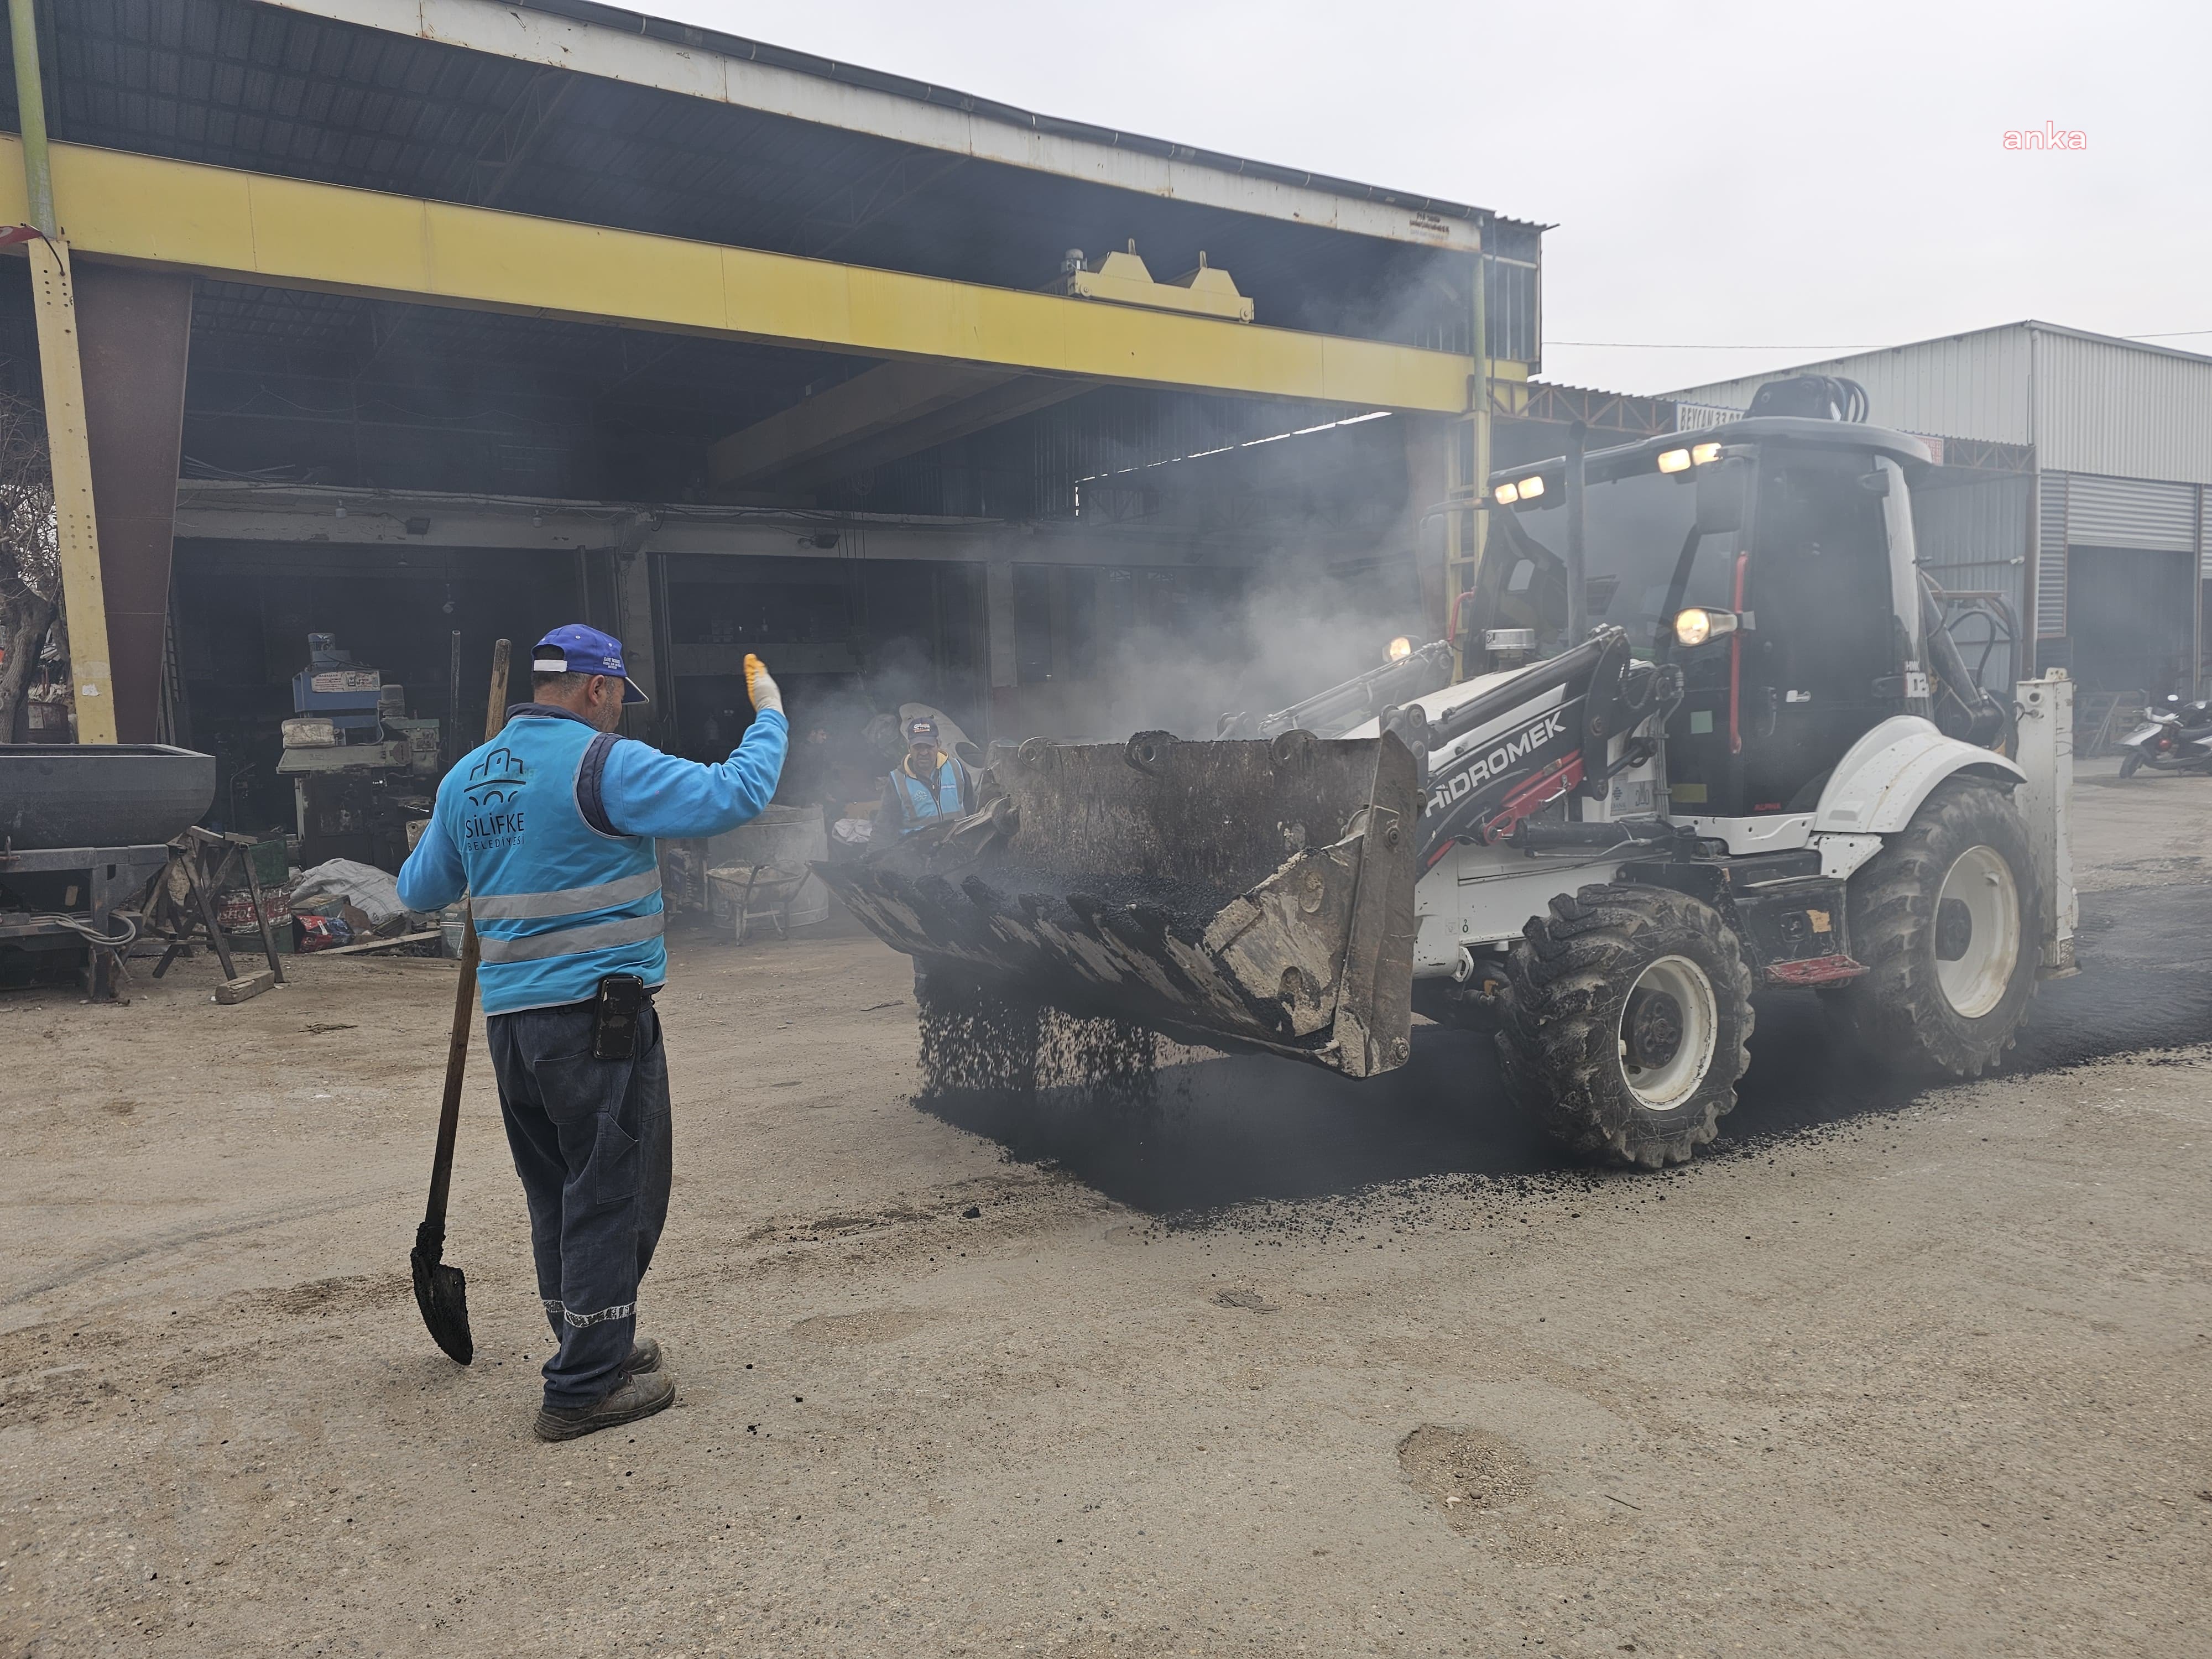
(1933, 844), (2021, 1020)
(1616, 954), (1719, 1112)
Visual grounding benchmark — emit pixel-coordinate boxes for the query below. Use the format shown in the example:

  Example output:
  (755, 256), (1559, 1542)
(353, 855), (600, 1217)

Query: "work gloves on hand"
(743, 653), (784, 717)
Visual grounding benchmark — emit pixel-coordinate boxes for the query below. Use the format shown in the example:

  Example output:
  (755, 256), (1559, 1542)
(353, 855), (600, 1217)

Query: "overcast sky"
(638, 0), (2212, 397)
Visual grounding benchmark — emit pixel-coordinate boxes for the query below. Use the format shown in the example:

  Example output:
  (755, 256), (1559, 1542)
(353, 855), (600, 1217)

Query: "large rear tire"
(1496, 884), (1755, 1168)
(1838, 778), (2038, 1077)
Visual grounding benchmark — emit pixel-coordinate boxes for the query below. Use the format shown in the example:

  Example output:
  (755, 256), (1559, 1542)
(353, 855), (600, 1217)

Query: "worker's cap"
(531, 624), (650, 704)
(904, 716), (938, 743)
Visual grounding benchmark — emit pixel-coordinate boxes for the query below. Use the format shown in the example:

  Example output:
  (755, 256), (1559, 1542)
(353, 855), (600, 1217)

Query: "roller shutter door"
(2065, 473), (2198, 552)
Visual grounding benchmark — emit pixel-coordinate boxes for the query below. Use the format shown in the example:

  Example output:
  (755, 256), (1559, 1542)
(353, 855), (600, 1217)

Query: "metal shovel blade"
(410, 1219), (474, 1365)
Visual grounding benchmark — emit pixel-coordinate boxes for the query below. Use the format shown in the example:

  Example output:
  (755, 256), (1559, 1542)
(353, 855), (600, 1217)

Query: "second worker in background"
(879, 713), (975, 839)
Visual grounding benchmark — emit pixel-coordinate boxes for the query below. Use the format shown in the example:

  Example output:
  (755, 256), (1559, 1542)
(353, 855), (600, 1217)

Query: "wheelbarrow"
(707, 862), (808, 945)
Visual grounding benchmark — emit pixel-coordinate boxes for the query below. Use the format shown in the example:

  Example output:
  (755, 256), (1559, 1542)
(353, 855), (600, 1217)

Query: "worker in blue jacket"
(880, 714), (975, 837)
(398, 623), (786, 1441)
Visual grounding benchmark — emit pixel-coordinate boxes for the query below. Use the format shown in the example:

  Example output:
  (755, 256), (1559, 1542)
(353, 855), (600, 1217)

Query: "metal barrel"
(817, 728), (1423, 1078)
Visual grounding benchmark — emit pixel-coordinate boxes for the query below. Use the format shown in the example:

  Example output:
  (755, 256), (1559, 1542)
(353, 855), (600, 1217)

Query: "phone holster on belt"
(592, 973), (649, 1061)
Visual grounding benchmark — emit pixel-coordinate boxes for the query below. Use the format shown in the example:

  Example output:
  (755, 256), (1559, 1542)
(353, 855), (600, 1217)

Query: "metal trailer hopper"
(820, 728), (1423, 1077)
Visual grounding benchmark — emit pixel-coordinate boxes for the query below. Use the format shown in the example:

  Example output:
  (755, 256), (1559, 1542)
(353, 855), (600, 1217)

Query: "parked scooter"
(2116, 692), (2212, 777)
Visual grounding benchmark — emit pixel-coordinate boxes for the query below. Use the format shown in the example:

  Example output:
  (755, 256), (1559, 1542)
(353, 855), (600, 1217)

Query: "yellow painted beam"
(0, 136), (1481, 415)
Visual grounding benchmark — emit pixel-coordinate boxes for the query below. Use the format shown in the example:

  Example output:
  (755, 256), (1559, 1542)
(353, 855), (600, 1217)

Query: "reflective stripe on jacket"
(432, 710), (665, 1013)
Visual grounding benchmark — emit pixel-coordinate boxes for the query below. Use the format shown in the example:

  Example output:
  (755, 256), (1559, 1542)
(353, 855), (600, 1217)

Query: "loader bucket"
(818, 730), (1422, 1077)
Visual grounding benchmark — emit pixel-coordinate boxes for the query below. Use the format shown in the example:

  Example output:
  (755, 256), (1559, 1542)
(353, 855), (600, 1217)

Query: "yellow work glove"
(743, 653), (784, 716)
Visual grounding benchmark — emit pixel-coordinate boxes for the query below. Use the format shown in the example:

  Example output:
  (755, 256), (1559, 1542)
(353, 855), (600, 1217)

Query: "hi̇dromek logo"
(1425, 708), (1571, 815)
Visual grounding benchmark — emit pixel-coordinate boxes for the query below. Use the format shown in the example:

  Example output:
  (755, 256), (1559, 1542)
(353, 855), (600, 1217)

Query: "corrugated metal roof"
(1, 0), (1494, 356)
(1667, 321), (2212, 488)
(503, 0), (1527, 231)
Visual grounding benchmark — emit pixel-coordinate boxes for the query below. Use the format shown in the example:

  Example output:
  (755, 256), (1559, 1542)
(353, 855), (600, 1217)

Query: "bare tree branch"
(0, 387), (63, 739)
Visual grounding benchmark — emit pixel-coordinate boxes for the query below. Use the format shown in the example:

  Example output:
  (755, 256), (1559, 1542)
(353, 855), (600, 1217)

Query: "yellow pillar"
(22, 236), (117, 742)
(10, 0), (115, 742)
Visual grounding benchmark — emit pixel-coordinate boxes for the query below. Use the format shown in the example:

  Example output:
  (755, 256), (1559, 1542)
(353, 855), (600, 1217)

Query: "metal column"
(1563, 420), (1588, 646)
(8, 0), (115, 742)
(984, 559), (1017, 739)
(77, 263), (194, 742)
(1444, 219), (1493, 678)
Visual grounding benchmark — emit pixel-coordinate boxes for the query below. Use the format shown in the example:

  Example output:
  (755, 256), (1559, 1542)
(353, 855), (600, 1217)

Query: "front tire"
(1496, 884), (1755, 1168)
(1838, 778), (2038, 1077)
(2119, 750), (2143, 778)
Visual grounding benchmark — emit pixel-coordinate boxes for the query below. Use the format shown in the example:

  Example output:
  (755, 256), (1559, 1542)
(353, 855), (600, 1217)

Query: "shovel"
(411, 638), (510, 1365)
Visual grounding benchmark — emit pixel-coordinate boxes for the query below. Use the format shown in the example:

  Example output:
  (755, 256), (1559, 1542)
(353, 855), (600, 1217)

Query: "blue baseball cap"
(531, 624), (650, 705)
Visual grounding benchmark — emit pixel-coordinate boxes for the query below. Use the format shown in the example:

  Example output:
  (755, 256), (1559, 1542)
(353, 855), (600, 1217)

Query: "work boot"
(625, 1337), (662, 1376)
(533, 1370), (675, 1442)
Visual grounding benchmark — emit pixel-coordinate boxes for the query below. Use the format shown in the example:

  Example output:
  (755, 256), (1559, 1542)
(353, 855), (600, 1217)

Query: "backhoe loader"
(820, 380), (2075, 1166)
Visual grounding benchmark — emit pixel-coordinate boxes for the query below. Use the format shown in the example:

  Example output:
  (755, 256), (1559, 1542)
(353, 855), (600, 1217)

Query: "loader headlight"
(1493, 481), (1519, 505)
(1691, 441), (1721, 465)
(1386, 635), (1413, 662)
(1514, 474), (1545, 499)
(1657, 447), (1693, 474)
(1673, 607), (1741, 648)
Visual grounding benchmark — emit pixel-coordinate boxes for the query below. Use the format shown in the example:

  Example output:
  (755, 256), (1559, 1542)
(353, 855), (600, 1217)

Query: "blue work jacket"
(888, 752), (969, 834)
(398, 704), (787, 1013)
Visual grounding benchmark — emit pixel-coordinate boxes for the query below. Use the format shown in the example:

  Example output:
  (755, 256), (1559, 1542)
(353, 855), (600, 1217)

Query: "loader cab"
(1473, 419), (1931, 818)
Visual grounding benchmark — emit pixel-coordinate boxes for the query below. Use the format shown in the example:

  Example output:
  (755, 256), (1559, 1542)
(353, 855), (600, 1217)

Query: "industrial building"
(0, 0), (1561, 863)
(1669, 323), (2212, 716)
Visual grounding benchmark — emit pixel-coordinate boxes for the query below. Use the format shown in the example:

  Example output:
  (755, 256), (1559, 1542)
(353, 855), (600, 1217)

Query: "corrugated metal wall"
(1913, 471), (2031, 690)
(1666, 326), (2036, 446)
(2033, 331), (2212, 484)
(2037, 473), (2070, 638)
(1916, 473), (2030, 593)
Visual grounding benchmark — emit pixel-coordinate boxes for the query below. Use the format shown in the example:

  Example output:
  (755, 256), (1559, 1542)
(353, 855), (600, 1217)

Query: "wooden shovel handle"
(422, 638), (509, 1234)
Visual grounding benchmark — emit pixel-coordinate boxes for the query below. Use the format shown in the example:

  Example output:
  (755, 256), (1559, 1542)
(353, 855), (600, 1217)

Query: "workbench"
(0, 842), (171, 999)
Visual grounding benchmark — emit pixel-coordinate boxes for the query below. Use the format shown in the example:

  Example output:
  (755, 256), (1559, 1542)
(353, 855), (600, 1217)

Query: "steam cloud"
(1081, 547), (1429, 740)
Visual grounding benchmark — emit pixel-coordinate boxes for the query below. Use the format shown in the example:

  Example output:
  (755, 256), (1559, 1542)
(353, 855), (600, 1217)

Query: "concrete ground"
(2, 759), (2209, 1657)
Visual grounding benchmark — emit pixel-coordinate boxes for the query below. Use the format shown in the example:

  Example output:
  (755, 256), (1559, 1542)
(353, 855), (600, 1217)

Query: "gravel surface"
(1, 761), (2207, 1657)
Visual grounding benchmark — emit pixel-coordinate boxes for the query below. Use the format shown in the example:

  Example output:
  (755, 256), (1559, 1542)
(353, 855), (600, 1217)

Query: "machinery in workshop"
(278, 633), (440, 870)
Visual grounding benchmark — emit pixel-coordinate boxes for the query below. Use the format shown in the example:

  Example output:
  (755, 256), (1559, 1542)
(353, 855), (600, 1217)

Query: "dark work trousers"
(486, 999), (672, 1410)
